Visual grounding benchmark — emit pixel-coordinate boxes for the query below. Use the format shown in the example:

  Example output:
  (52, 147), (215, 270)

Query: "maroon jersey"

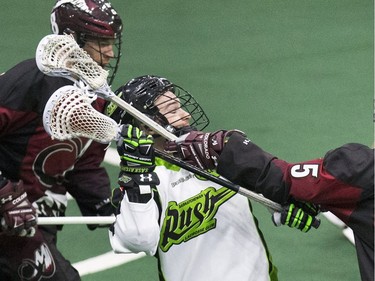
(0, 58), (111, 213)
(217, 134), (374, 281)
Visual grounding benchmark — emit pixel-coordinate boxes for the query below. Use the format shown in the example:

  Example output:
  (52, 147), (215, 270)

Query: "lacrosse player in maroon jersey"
(166, 131), (374, 281)
(0, 0), (122, 280)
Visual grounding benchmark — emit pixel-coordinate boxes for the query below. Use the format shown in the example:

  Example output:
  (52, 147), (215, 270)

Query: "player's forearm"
(217, 133), (274, 185)
(217, 133), (289, 203)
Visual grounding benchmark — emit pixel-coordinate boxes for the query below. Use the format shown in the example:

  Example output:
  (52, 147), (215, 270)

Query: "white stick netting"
(36, 34), (108, 90)
(43, 86), (118, 144)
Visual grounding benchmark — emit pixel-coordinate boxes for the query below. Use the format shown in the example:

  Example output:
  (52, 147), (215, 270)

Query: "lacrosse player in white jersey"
(107, 75), (280, 281)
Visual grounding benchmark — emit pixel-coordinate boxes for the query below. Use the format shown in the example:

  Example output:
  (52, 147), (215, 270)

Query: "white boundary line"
(322, 212), (355, 245)
(73, 251), (146, 276)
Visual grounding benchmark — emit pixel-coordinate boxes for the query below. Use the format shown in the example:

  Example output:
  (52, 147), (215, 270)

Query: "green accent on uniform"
(302, 216), (313, 233)
(120, 166), (150, 173)
(195, 169), (220, 181)
(292, 208), (303, 228)
(124, 138), (139, 148)
(105, 91), (123, 117)
(139, 138), (154, 145)
(118, 174), (132, 184)
(120, 155), (152, 166)
(105, 101), (118, 117)
(155, 157), (182, 172)
(159, 187), (236, 252)
(155, 158), (222, 180)
(285, 203), (294, 225)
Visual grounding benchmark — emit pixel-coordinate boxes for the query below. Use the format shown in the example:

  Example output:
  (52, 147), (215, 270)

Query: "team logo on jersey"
(18, 243), (56, 281)
(159, 187), (235, 252)
(33, 139), (86, 188)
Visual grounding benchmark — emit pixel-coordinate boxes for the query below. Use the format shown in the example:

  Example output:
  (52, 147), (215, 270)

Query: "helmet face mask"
(107, 75), (210, 136)
(51, 0), (123, 85)
(81, 36), (122, 85)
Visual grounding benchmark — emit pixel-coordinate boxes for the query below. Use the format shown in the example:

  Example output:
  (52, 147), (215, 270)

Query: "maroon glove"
(164, 130), (246, 170)
(0, 180), (37, 237)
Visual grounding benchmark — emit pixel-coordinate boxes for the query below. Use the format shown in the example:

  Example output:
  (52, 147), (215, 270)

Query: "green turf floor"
(1, 0), (373, 280)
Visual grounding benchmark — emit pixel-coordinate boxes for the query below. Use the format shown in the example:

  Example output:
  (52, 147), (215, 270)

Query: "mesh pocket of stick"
(43, 85), (119, 144)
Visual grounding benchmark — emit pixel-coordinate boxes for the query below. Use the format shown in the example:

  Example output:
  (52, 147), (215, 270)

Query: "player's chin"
(97, 58), (111, 68)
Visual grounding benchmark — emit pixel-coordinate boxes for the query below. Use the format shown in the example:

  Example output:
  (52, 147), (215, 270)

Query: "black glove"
(164, 130), (246, 170)
(0, 177), (37, 237)
(86, 197), (116, 231)
(117, 124), (155, 174)
(117, 125), (159, 204)
(272, 201), (321, 232)
(118, 172), (159, 203)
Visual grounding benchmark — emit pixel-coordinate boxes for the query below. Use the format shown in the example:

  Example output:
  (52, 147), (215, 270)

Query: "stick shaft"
(95, 88), (284, 211)
(103, 93), (178, 141)
(154, 152), (319, 229)
(36, 36), (283, 213)
(155, 149), (283, 211)
(38, 216), (116, 225)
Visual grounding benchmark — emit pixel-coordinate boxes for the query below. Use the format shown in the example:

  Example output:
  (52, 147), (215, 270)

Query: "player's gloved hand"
(164, 130), (246, 170)
(86, 193), (121, 230)
(118, 172), (159, 204)
(117, 124), (155, 174)
(117, 125), (160, 204)
(272, 201), (321, 232)
(0, 176), (37, 237)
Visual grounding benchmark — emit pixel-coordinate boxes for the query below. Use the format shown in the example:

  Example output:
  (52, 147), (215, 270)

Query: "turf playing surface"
(1, 0), (373, 280)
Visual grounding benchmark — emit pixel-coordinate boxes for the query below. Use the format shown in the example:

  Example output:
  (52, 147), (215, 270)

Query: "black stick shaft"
(155, 149), (283, 211)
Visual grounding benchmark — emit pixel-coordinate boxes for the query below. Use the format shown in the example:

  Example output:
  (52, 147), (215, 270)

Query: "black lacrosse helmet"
(51, 0), (123, 85)
(106, 75), (210, 136)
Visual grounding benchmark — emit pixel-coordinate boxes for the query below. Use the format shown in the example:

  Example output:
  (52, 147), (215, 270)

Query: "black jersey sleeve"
(216, 133), (290, 203)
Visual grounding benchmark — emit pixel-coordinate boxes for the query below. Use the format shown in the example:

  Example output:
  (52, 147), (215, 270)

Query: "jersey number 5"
(290, 164), (319, 178)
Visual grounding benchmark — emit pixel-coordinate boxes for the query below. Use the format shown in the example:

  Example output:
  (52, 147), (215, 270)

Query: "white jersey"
(110, 158), (277, 281)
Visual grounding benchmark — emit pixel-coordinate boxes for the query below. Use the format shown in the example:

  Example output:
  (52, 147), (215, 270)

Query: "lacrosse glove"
(164, 130), (246, 170)
(85, 194), (122, 230)
(117, 125), (160, 204)
(272, 201), (321, 232)
(0, 175), (37, 237)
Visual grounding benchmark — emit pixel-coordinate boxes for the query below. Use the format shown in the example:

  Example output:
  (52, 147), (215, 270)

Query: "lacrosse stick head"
(36, 34), (109, 90)
(43, 85), (119, 144)
(106, 75), (210, 136)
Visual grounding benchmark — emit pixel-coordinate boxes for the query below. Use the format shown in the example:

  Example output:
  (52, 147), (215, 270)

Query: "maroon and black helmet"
(51, 0), (123, 85)
(51, 0), (122, 39)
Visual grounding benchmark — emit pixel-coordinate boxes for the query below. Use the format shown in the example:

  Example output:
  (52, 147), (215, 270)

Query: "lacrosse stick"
(36, 35), (285, 212)
(37, 34), (321, 229)
(36, 34), (108, 90)
(36, 34), (176, 141)
(38, 216), (116, 225)
(36, 35), (319, 228)
(43, 85), (119, 143)
(42, 85), (284, 212)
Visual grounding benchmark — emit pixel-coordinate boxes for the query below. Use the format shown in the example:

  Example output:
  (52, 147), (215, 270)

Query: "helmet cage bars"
(110, 75), (210, 135)
(80, 35), (122, 85)
(51, 0), (123, 85)
(152, 85), (210, 135)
